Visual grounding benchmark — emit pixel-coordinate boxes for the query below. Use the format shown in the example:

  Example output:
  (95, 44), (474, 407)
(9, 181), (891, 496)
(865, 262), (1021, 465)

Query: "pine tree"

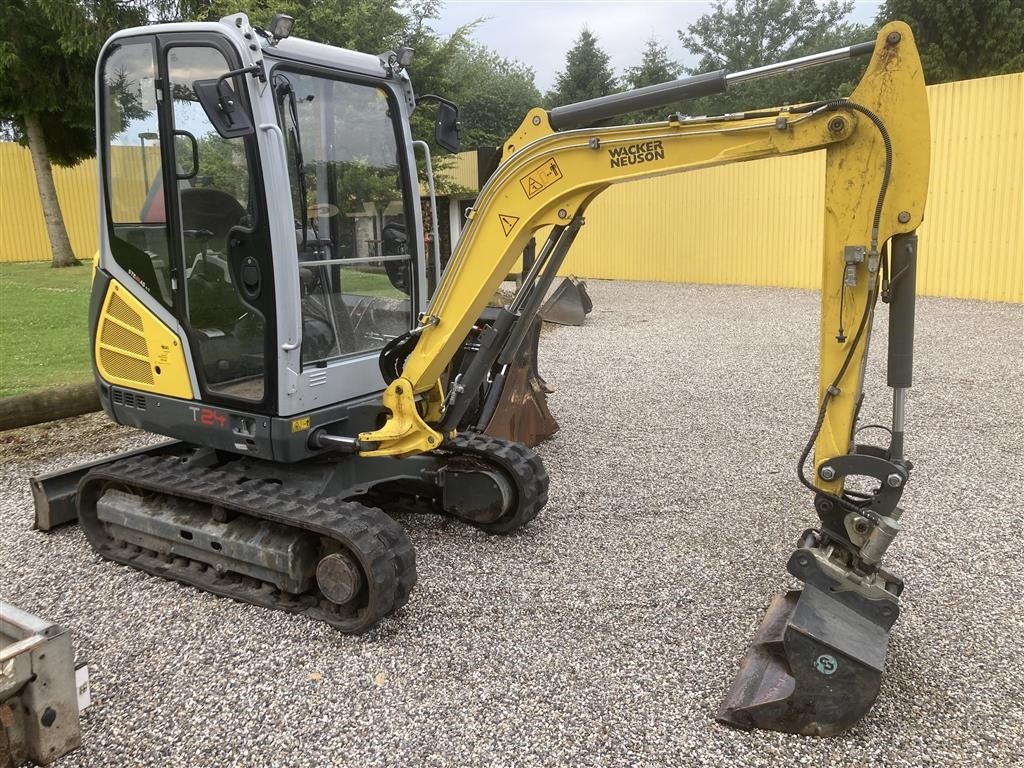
(446, 43), (542, 148)
(545, 28), (617, 108)
(677, 0), (869, 115)
(622, 37), (681, 122)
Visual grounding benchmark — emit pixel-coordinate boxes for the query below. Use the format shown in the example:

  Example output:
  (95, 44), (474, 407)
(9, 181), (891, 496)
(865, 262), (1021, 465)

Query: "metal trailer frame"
(0, 604), (83, 766)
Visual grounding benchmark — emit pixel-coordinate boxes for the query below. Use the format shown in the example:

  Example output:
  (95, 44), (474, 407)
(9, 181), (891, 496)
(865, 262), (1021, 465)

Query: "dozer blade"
(539, 276), (593, 326)
(717, 544), (900, 736)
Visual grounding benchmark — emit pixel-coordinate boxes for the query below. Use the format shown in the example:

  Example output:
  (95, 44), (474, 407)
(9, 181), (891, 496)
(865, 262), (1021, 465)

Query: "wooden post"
(0, 383), (100, 432)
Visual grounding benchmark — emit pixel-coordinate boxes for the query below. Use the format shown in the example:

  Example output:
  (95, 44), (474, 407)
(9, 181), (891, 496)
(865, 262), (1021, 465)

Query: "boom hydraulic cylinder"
(548, 41), (876, 130)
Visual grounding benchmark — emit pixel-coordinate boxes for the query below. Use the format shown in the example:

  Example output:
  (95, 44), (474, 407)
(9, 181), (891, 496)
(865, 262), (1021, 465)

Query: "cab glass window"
(167, 45), (265, 401)
(272, 70), (414, 367)
(102, 41), (174, 309)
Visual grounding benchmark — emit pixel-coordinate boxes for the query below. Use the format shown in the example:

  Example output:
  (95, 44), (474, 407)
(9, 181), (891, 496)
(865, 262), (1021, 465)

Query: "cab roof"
(266, 37), (389, 79)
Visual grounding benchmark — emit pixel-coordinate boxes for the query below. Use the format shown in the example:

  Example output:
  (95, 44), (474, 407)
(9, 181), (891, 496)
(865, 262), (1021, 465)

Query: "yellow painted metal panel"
(914, 74), (1023, 302)
(107, 145), (160, 223)
(440, 150), (478, 191)
(0, 144), (153, 264)
(562, 151), (826, 290)
(0, 142), (54, 263)
(0, 142), (101, 263)
(52, 157), (101, 262)
(95, 278), (194, 399)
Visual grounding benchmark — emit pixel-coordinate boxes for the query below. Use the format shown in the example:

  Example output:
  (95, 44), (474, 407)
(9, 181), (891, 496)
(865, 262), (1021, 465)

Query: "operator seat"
(180, 186), (247, 317)
(180, 187), (259, 385)
(179, 187), (247, 261)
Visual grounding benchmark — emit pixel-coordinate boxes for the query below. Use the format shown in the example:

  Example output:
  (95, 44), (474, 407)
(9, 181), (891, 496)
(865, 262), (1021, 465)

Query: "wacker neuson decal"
(608, 140), (666, 167)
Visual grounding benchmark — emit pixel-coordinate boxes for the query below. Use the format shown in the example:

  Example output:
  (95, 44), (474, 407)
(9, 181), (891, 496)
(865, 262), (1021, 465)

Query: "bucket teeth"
(717, 584), (894, 736)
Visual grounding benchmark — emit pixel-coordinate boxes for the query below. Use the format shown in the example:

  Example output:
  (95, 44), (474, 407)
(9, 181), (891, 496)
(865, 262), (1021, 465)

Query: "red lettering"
(199, 408), (226, 428)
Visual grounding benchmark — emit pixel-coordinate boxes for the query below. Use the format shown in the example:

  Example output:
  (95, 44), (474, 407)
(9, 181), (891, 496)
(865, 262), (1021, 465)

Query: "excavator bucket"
(539, 276), (593, 326)
(448, 308), (559, 448)
(717, 541), (901, 736)
(479, 315), (558, 447)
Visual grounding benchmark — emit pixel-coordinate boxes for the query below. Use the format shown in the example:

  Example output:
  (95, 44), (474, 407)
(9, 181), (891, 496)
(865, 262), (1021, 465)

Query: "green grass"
(0, 263), (94, 398)
(0, 263), (406, 397)
(339, 267), (408, 299)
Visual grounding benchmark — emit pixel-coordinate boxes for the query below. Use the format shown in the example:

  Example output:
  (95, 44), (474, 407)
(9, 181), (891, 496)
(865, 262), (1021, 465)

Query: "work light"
(268, 13), (294, 40)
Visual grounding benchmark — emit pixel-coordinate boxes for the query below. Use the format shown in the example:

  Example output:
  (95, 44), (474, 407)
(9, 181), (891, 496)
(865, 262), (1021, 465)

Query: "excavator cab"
(96, 21), (427, 422)
(62, 13), (549, 639)
(102, 36), (271, 405)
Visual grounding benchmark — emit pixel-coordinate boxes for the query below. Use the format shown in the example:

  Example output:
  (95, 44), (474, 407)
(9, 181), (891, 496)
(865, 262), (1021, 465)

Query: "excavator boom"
(359, 23), (928, 460)
(361, 22), (930, 735)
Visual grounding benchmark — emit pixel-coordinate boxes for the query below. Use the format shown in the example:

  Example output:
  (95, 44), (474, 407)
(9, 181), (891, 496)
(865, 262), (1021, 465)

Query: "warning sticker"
(519, 159), (563, 199)
(499, 214), (520, 236)
(291, 417), (311, 433)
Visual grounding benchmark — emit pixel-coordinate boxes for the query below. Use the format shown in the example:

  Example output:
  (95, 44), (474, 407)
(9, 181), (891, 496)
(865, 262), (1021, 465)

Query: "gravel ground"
(2, 281), (1022, 768)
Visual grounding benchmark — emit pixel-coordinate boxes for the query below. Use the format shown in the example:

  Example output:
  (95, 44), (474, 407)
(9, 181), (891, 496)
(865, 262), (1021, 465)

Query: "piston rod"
(724, 41), (876, 85)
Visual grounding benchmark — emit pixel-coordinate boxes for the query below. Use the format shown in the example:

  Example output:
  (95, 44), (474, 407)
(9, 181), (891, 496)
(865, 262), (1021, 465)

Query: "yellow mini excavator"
(32, 14), (929, 736)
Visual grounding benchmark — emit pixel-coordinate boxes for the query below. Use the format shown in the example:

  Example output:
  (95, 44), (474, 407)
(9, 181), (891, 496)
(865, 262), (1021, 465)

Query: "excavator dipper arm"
(362, 22), (929, 735)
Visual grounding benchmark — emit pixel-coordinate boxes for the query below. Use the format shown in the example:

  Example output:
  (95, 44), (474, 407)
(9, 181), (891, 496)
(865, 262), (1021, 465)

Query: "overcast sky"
(432, 1), (884, 92)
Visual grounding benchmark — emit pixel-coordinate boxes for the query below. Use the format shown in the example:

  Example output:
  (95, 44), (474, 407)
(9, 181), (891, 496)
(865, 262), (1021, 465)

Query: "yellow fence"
(560, 72), (1023, 303)
(0, 143), (98, 264)
(2, 72), (1021, 302)
(0, 145), (158, 263)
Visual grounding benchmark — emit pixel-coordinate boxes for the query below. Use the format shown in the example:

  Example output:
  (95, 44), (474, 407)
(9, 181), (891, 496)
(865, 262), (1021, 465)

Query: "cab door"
(158, 34), (277, 410)
(267, 62), (424, 415)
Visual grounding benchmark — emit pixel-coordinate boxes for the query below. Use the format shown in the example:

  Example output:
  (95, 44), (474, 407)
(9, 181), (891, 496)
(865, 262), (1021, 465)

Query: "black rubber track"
(76, 454), (416, 634)
(442, 433), (549, 534)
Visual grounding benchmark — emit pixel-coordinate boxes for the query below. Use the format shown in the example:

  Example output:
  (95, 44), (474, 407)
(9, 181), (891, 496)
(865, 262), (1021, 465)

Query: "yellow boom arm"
(360, 21), (929, 468)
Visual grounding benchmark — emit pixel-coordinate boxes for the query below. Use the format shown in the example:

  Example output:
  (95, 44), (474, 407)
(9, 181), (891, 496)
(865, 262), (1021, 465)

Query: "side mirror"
(194, 77), (254, 139)
(434, 101), (461, 154)
(174, 130), (198, 179)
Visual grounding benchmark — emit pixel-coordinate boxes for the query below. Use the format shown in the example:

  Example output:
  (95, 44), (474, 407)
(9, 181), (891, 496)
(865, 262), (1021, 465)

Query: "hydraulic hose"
(795, 99), (893, 507)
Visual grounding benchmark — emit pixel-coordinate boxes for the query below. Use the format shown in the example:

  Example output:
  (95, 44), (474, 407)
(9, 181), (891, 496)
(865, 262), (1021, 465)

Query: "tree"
(546, 28), (617, 108)
(677, 0), (870, 115)
(444, 43), (542, 148)
(0, 0), (146, 267)
(622, 37), (681, 122)
(394, 6), (480, 189)
(875, 0), (1024, 83)
(197, 0), (408, 55)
